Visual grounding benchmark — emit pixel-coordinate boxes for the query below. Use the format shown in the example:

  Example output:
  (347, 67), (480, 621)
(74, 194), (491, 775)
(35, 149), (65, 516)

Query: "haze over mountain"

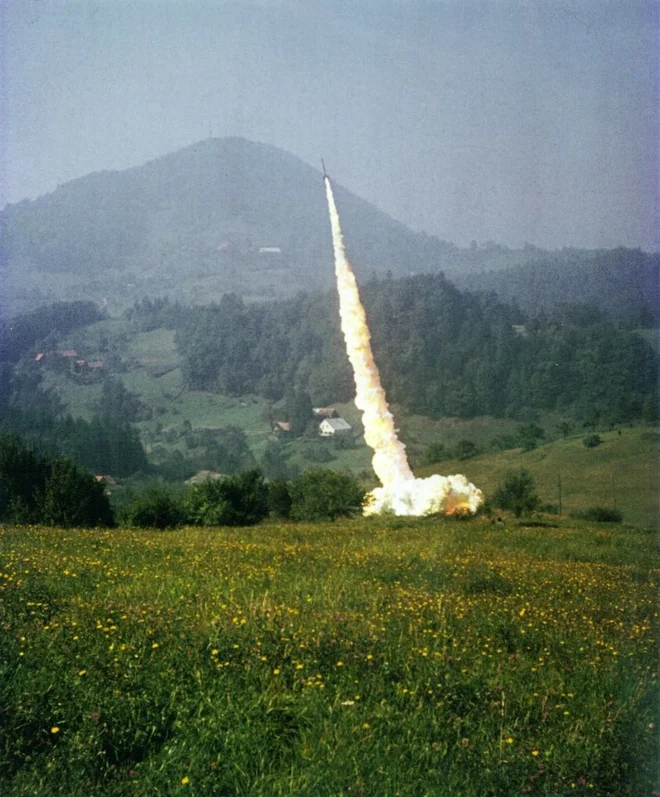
(1, 137), (549, 316)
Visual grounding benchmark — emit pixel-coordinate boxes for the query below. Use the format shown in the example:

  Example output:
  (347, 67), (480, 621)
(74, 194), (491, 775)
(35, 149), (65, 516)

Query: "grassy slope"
(419, 428), (659, 528)
(1, 518), (657, 796)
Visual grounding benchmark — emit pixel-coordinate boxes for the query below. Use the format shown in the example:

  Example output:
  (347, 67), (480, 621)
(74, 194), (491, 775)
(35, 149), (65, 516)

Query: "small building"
(35, 352), (46, 363)
(512, 324), (528, 337)
(185, 471), (228, 486)
(259, 247), (282, 254)
(313, 407), (338, 419)
(272, 421), (292, 434)
(87, 361), (105, 371)
(95, 475), (119, 495)
(319, 418), (352, 437)
(58, 349), (78, 358)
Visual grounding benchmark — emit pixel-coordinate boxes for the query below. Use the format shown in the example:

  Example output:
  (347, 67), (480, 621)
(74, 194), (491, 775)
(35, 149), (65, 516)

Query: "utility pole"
(558, 474), (562, 515)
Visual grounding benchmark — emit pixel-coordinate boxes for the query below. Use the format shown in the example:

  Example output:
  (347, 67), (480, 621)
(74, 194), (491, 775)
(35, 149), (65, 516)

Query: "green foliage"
(95, 377), (145, 422)
(43, 457), (114, 528)
(120, 483), (187, 529)
(1, 407), (148, 478)
(423, 442), (447, 465)
(0, 301), (105, 363)
(267, 479), (293, 518)
(583, 433), (602, 448)
(517, 423), (545, 452)
(573, 506), (624, 523)
(0, 435), (50, 523)
(454, 439), (479, 460)
(0, 434), (113, 527)
(492, 469), (540, 518)
(290, 468), (365, 521)
(187, 470), (269, 527)
(174, 274), (658, 423)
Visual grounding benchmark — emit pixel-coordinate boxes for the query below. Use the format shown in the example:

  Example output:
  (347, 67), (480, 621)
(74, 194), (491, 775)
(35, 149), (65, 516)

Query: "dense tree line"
(0, 301), (105, 363)
(173, 275), (658, 424)
(0, 408), (148, 478)
(0, 435), (113, 527)
(455, 248), (659, 326)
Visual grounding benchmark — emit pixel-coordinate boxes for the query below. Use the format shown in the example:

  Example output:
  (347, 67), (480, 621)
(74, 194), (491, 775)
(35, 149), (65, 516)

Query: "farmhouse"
(272, 421), (292, 435)
(319, 418), (352, 437)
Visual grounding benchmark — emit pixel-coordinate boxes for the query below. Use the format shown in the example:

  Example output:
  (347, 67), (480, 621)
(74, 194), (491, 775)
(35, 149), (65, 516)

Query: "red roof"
(273, 421), (292, 432)
(35, 352), (45, 362)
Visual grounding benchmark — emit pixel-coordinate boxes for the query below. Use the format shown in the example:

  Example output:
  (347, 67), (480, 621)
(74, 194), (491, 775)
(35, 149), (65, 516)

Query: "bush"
(120, 483), (187, 529)
(573, 506), (623, 523)
(290, 468), (365, 521)
(492, 469), (540, 518)
(454, 440), (479, 461)
(423, 442), (447, 465)
(583, 434), (602, 448)
(187, 470), (269, 526)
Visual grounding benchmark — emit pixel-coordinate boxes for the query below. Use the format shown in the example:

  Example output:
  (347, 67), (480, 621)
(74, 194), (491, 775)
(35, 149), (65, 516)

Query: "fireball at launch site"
(323, 172), (483, 517)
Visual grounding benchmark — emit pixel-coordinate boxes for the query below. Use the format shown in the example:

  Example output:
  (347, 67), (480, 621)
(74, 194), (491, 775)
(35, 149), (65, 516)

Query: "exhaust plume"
(324, 176), (483, 516)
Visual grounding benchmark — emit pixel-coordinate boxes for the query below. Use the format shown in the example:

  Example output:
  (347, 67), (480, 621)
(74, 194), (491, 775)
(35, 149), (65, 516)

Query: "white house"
(319, 418), (352, 437)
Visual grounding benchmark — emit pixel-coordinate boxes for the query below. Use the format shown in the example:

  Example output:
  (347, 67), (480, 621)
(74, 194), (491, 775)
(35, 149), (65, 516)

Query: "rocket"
(321, 159), (329, 180)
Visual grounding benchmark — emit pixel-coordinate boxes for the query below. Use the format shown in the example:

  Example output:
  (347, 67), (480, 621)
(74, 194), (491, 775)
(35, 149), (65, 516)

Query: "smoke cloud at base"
(364, 474), (484, 517)
(324, 175), (483, 517)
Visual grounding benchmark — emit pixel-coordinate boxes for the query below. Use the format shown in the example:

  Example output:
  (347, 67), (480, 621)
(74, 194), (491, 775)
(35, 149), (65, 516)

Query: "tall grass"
(1, 517), (657, 796)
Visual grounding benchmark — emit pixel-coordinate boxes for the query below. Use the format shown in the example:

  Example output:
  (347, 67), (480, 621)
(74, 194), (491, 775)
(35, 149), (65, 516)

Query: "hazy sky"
(1, 0), (657, 250)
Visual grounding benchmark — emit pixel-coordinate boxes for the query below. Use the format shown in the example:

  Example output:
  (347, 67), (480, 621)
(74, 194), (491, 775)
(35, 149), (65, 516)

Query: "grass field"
(421, 428), (659, 529)
(1, 518), (657, 796)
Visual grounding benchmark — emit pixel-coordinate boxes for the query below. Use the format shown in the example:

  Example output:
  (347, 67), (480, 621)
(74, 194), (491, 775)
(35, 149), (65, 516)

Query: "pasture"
(1, 518), (657, 796)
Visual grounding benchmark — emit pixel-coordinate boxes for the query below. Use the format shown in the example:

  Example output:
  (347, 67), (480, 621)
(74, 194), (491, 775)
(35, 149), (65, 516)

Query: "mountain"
(1, 137), (538, 316)
(453, 248), (660, 325)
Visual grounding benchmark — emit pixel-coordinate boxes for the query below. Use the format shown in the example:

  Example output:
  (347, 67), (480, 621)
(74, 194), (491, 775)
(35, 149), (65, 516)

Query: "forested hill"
(453, 248), (660, 325)
(3, 137), (540, 316)
(170, 273), (658, 424)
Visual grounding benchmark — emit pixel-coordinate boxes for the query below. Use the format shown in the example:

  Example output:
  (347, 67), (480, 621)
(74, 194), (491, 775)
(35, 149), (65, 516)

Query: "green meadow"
(1, 518), (657, 796)
(423, 428), (659, 529)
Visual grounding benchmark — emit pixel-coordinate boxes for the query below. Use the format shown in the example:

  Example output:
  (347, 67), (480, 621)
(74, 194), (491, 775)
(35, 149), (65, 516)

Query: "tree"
(290, 468), (365, 521)
(43, 457), (114, 528)
(268, 479), (293, 518)
(517, 423), (545, 452)
(492, 469), (540, 518)
(0, 434), (50, 523)
(188, 470), (269, 527)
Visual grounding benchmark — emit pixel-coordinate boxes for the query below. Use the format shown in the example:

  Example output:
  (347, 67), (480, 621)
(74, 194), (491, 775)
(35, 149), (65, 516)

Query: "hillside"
(2, 137), (553, 317)
(453, 247), (660, 325)
(420, 428), (659, 528)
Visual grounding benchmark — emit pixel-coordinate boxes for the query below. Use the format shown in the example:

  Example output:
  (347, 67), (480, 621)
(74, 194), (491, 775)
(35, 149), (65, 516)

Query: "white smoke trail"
(324, 176), (483, 516)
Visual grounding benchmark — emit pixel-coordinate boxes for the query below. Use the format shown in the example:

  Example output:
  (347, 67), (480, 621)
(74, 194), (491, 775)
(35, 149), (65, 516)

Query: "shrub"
(583, 434), (602, 448)
(290, 468), (365, 521)
(120, 483), (187, 529)
(454, 440), (479, 461)
(573, 506), (623, 523)
(492, 469), (540, 518)
(187, 470), (269, 526)
(423, 442), (447, 465)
